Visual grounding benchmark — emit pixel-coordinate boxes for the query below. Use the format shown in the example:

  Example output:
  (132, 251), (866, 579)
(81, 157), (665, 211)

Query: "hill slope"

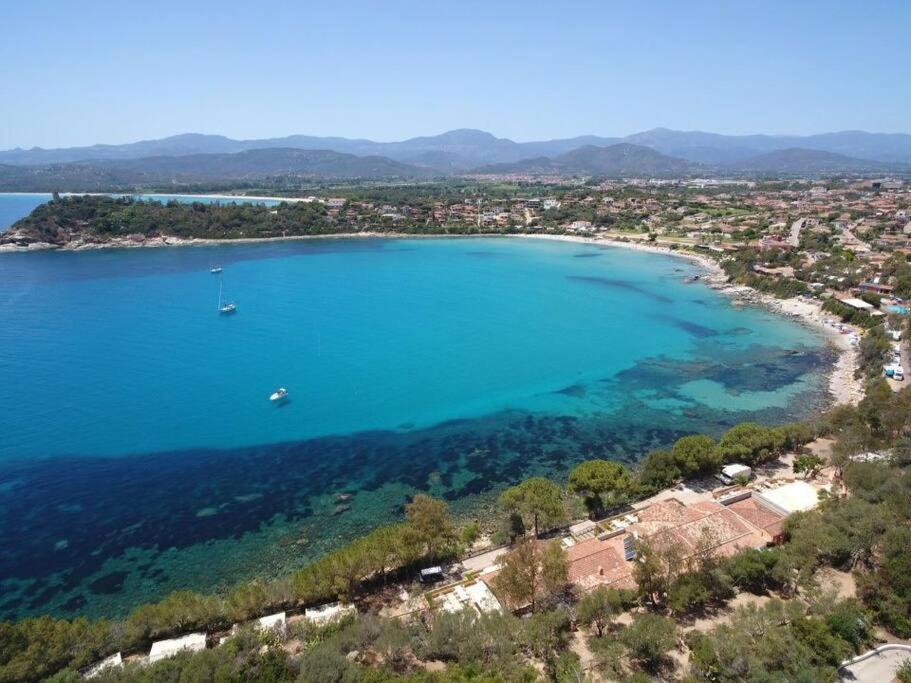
(729, 148), (905, 174)
(625, 128), (911, 164)
(475, 143), (700, 176)
(5, 128), (911, 169)
(0, 148), (434, 191)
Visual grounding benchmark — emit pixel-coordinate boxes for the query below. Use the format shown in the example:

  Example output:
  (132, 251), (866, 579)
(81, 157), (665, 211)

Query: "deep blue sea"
(0, 196), (832, 620)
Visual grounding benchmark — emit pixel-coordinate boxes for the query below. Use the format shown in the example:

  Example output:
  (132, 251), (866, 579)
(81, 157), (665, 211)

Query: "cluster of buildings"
(85, 603), (356, 677)
(297, 179), (909, 255)
(478, 478), (824, 609)
(81, 460), (835, 676)
(411, 474), (828, 619)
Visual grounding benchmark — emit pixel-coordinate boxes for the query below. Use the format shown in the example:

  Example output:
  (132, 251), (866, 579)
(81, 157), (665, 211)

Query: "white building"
(438, 580), (502, 614)
(718, 463), (753, 484)
(754, 481), (825, 516)
(839, 298), (874, 311)
(257, 611), (287, 635)
(303, 602), (356, 626)
(148, 632), (207, 664)
(84, 652), (122, 678)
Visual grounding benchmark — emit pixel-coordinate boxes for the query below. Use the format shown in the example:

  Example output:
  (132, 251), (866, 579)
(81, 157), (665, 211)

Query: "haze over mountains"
(0, 128), (909, 189)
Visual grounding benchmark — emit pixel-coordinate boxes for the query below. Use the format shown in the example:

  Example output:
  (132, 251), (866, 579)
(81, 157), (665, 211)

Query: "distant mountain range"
(474, 143), (698, 177)
(5, 127), (911, 167)
(0, 128), (909, 189)
(478, 145), (904, 177)
(723, 148), (899, 175)
(0, 149), (433, 192)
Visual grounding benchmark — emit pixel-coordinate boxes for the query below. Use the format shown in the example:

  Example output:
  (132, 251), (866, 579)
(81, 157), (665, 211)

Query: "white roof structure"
(840, 298), (874, 310)
(148, 632), (207, 663)
(722, 464), (752, 479)
(257, 611), (287, 633)
(303, 602), (356, 626)
(85, 652), (122, 678)
(851, 451), (890, 463)
(755, 481), (824, 515)
(439, 580), (502, 614)
(569, 519), (598, 539)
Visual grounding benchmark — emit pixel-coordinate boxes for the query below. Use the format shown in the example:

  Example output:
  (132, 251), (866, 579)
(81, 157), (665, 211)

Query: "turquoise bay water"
(0, 229), (832, 619)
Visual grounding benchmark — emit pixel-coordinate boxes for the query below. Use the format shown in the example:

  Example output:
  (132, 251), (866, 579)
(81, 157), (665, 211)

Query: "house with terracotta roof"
(484, 495), (792, 599)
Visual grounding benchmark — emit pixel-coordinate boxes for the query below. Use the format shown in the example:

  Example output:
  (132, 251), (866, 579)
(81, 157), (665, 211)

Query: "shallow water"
(0, 234), (831, 619)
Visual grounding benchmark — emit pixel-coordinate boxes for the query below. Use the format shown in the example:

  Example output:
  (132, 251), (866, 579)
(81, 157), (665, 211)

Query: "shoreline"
(0, 191), (306, 202)
(0, 228), (863, 406)
(520, 233), (863, 407)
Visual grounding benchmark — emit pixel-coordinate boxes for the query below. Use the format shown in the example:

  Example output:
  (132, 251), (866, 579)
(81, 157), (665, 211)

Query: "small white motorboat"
(210, 266), (223, 274)
(270, 387), (289, 402)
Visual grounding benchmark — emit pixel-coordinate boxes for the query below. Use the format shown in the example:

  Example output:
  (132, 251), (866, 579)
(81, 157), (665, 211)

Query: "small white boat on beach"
(270, 387), (289, 402)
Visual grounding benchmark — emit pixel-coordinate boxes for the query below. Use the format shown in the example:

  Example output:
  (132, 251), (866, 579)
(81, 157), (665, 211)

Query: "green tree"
(632, 536), (684, 606)
(405, 494), (456, 559)
(568, 460), (632, 516)
(577, 586), (623, 637)
(793, 453), (825, 479)
(725, 547), (782, 593)
(459, 521), (481, 548)
(715, 422), (786, 466)
(521, 609), (573, 675)
(619, 613), (678, 673)
(499, 477), (566, 537)
(636, 449), (680, 492)
(671, 434), (719, 477)
(493, 538), (568, 613)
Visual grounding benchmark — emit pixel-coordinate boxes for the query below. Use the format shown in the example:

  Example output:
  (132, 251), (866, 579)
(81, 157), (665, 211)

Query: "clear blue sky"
(1, 0), (908, 149)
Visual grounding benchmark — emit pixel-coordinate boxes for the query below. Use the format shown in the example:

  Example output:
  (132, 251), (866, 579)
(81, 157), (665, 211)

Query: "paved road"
(840, 645), (911, 681)
(788, 217), (805, 247)
(461, 546), (510, 572)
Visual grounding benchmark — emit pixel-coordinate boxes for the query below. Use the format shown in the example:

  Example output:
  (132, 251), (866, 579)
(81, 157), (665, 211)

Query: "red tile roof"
(567, 498), (782, 592)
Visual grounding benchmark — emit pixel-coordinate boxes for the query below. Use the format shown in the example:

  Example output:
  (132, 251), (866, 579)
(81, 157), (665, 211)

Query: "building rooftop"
(439, 579), (502, 614)
(840, 297), (875, 310)
(754, 481), (824, 515)
(257, 612), (287, 633)
(303, 601), (356, 626)
(85, 652), (122, 678)
(149, 632), (206, 664)
(559, 497), (784, 593)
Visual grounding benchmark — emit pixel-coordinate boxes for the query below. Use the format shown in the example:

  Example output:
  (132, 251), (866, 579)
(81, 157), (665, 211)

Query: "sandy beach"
(521, 232), (864, 407)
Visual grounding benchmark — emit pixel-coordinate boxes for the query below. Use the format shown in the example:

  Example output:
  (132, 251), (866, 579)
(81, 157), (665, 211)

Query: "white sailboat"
(218, 278), (236, 314)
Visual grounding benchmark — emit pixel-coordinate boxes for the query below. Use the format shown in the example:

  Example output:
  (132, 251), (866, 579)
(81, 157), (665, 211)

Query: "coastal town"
(5, 177), (908, 405)
(6, 2), (911, 681)
(4, 176), (904, 681)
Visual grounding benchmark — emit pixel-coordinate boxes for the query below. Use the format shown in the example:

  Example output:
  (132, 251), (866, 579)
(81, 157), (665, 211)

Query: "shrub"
(726, 548), (782, 593)
(618, 613), (678, 672)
